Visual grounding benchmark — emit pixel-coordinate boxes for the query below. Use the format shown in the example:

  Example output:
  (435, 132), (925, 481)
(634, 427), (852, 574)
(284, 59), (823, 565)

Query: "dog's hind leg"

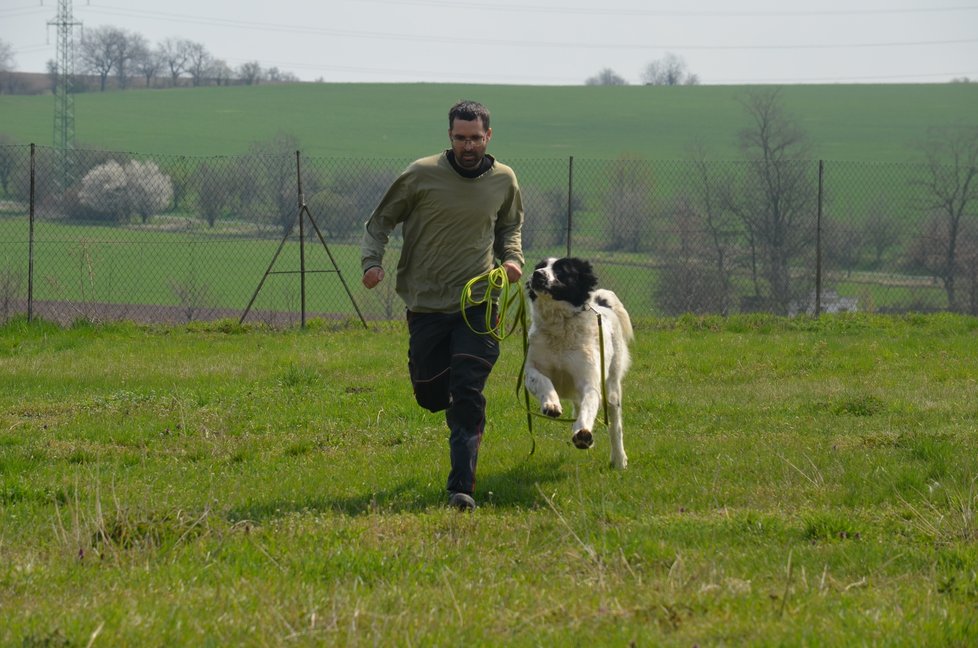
(606, 380), (627, 469)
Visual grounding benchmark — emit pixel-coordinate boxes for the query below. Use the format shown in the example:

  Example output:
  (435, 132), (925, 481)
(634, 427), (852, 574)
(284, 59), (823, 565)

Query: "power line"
(355, 0), (978, 17)
(77, 5), (978, 52)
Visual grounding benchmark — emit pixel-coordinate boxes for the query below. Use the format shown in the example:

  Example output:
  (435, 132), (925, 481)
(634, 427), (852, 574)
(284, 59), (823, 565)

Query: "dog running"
(524, 257), (634, 468)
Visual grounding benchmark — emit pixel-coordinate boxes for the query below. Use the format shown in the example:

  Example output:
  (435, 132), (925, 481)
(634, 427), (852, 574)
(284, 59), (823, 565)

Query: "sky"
(2, 0), (977, 85)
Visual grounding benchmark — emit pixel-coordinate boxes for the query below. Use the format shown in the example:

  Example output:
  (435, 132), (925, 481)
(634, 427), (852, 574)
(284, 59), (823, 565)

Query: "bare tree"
(603, 154), (653, 252)
(823, 218), (864, 277)
(861, 199), (901, 267)
(641, 53), (698, 86)
(520, 186), (580, 251)
(79, 25), (128, 91)
(46, 59), (58, 93)
(132, 40), (162, 88)
(0, 39), (14, 72)
(0, 133), (18, 195)
(911, 125), (978, 311)
(196, 161), (232, 227)
(237, 61), (264, 85)
(159, 38), (192, 87)
(114, 31), (145, 90)
(0, 38), (15, 94)
(209, 59), (233, 86)
(585, 68), (628, 86)
(726, 88), (817, 313)
(185, 42), (212, 87)
(266, 67), (300, 83)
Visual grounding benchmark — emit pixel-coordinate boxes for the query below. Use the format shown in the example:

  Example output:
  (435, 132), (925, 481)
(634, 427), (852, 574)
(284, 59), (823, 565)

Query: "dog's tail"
(593, 289), (634, 342)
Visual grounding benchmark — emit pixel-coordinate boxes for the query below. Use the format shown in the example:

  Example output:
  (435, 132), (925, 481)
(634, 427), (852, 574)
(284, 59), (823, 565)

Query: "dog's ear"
(574, 258), (598, 295)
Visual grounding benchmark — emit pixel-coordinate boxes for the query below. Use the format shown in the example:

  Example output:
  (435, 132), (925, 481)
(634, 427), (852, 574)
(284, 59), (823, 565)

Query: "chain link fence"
(0, 144), (975, 326)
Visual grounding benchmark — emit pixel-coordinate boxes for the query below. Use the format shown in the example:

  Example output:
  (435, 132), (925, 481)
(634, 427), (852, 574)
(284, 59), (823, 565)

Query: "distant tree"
(132, 40), (162, 88)
(114, 31), (145, 90)
(585, 68), (628, 86)
(234, 133), (317, 235)
(726, 88), (817, 313)
(46, 59), (58, 93)
(126, 160), (174, 223)
(79, 25), (128, 91)
(603, 154), (653, 252)
(520, 186), (581, 251)
(0, 133), (19, 195)
(209, 59), (233, 86)
(78, 159), (172, 223)
(655, 197), (732, 315)
(0, 38), (15, 94)
(237, 61), (264, 85)
(861, 200), (901, 267)
(823, 218), (864, 277)
(309, 168), (400, 242)
(0, 39), (14, 72)
(910, 125), (978, 311)
(185, 42), (212, 87)
(641, 53), (699, 86)
(196, 161), (231, 227)
(159, 38), (192, 87)
(266, 67), (300, 83)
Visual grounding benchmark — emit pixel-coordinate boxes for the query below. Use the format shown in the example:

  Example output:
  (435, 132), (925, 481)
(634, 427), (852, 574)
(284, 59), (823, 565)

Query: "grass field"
(1, 83), (976, 160)
(1, 314), (976, 644)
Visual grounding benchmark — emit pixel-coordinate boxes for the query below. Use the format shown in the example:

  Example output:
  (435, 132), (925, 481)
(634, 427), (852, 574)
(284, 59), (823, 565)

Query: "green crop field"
(1, 314), (976, 645)
(1, 83), (976, 160)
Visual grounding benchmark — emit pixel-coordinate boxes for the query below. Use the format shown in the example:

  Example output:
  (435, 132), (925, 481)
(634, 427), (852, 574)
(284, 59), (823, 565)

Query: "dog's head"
(527, 257), (598, 308)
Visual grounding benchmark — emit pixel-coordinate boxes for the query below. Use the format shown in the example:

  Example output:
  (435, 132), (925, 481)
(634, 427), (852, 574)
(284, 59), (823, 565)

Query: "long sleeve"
(360, 168), (415, 273)
(493, 180), (524, 268)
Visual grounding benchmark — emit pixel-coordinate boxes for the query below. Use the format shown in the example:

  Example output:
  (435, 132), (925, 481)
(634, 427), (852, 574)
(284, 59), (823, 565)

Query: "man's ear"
(484, 127), (492, 144)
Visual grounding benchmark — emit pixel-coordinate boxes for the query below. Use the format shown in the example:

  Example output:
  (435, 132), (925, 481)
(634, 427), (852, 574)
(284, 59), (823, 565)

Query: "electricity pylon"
(47, 0), (82, 189)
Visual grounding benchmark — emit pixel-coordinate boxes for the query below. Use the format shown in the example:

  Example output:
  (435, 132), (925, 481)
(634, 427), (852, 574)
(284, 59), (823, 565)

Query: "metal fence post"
(815, 159), (824, 317)
(297, 151), (306, 328)
(566, 156), (574, 257)
(28, 143), (36, 323)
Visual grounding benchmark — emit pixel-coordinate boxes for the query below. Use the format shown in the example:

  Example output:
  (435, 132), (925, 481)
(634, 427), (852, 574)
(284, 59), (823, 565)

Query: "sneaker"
(448, 492), (476, 512)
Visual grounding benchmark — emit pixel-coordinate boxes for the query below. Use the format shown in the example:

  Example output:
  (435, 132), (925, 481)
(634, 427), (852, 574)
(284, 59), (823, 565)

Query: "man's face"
(449, 118), (492, 170)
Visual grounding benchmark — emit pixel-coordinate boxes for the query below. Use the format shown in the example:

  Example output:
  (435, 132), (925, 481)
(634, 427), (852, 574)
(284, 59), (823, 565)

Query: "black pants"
(407, 304), (500, 496)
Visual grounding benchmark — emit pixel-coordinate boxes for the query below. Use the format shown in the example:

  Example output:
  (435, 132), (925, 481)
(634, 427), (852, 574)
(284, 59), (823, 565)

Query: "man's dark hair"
(449, 100), (490, 130)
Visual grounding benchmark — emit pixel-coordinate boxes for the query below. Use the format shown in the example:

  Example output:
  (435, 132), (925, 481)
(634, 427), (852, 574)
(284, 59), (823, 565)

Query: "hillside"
(1, 83), (976, 161)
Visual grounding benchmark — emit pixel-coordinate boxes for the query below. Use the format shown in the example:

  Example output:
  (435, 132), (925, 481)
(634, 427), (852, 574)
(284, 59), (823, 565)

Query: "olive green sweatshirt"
(361, 151), (524, 313)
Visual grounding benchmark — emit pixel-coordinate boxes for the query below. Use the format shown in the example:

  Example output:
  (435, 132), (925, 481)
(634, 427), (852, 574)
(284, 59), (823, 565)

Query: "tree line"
(0, 31), (299, 95)
(586, 53), (700, 87)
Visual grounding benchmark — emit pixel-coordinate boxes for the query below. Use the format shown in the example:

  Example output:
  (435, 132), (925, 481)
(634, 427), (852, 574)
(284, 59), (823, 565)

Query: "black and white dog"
(524, 257), (634, 468)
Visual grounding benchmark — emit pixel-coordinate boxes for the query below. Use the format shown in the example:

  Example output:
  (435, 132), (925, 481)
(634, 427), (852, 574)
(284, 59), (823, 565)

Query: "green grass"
(1, 314), (977, 644)
(1, 83), (976, 160)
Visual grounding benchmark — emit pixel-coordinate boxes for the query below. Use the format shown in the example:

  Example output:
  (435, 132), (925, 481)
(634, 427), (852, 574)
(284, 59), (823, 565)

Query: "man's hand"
(502, 261), (522, 284)
(362, 266), (385, 289)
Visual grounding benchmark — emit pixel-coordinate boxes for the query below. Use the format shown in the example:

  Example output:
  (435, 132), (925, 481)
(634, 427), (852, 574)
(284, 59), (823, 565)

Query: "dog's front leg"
(571, 371), (602, 450)
(525, 366), (562, 418)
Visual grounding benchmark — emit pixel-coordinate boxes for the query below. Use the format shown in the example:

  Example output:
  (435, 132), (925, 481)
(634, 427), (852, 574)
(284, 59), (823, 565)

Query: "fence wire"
(0, 144), (974, 326)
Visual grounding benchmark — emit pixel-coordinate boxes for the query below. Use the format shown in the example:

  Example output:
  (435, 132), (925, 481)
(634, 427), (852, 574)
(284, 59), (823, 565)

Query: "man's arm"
(494, 176), (525, 284)
(360, 169), (415, 289)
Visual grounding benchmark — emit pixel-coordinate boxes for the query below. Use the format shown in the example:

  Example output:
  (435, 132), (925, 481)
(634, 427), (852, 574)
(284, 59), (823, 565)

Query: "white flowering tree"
(78, 159), (173, 223)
